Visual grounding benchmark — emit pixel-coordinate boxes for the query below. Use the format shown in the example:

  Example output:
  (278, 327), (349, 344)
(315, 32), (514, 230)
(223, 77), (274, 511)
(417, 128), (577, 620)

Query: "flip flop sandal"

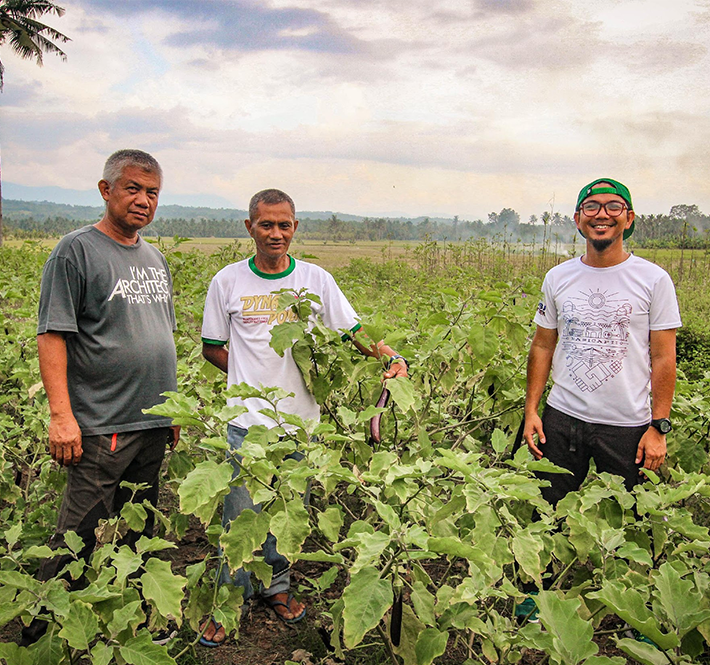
(198, 617), (225, 648)
(264, 593), (307, 624)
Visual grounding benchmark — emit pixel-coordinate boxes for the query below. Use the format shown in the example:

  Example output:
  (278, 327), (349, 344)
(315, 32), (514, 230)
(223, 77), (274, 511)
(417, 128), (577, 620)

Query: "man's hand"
(169, 425), (181, 451)
(383, 359), (408, 380)
(523, 413), (546, 460)
(49, 412), (83, 466)
(636, 427), (666, 473)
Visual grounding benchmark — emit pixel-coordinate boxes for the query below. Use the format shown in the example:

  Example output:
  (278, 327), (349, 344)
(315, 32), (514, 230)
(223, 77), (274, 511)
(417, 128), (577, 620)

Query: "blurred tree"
(0, 0), (70, 246)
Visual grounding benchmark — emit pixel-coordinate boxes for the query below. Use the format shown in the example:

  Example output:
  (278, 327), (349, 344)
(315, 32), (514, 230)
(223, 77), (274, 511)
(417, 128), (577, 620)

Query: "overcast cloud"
(1, 0), (709, 218)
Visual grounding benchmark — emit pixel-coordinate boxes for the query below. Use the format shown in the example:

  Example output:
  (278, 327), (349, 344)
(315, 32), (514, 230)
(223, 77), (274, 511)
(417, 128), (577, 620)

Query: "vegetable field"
(1, 239), (710, 665)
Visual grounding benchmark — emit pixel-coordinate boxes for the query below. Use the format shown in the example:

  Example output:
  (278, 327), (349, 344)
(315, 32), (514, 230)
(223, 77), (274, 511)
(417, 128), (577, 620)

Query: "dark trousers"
(536, 405), (648, 506)
(21, 427), (169, 645)
(521, 407), (648, 594)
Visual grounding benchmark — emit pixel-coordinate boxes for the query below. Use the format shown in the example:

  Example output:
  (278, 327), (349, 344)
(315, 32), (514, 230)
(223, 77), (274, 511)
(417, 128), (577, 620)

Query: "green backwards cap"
(576, 178), (634, 240)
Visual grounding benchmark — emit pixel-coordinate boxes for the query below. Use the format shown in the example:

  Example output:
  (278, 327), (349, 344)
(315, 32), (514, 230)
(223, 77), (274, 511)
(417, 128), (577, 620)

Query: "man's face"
(245, 201), (298, 262)
(98, 165), (161, 235)
(574, 189), (634, 252)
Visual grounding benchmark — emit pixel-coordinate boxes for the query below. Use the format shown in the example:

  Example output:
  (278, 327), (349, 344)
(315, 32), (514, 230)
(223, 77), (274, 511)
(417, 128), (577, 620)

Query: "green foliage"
(1, 242), (710, 664)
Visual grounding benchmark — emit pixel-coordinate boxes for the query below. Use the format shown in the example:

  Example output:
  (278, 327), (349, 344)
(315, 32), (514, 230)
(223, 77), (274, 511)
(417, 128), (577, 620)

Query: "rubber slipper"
(264, 593), (306, 624)
(198, 617), (225, 647)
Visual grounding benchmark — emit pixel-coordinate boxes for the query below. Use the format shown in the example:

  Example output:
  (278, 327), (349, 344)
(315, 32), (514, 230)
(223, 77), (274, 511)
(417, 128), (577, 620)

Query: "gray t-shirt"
(38, 226), (178, 435)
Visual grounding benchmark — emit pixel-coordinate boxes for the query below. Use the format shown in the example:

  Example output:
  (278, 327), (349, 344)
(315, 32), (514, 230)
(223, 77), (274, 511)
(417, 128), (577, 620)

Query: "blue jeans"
(219, 424), (305, 599)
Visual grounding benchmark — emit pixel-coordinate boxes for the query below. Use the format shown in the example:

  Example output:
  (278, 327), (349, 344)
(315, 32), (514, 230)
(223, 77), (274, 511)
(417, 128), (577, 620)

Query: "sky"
(2, 0), (710, 220)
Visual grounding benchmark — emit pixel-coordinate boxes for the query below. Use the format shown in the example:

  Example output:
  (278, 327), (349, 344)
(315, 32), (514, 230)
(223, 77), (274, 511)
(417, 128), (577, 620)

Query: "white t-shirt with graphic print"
(534, 255), (681, 426)
(202, 256), (360, 429)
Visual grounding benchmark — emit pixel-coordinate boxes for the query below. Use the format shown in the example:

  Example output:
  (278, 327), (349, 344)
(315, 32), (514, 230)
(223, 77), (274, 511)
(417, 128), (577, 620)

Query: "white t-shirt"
(202, 256), (360, 429)
(533, 255), (681, 426)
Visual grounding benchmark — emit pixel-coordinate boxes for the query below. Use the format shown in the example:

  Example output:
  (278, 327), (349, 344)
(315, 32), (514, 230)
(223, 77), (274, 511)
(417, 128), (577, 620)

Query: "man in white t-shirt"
(199, 188), (407, 645)
(524, 178), (681, 507)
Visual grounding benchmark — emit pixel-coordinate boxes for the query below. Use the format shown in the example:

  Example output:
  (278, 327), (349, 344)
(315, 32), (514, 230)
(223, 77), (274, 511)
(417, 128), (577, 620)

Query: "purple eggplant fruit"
(369, 387), (391, 444)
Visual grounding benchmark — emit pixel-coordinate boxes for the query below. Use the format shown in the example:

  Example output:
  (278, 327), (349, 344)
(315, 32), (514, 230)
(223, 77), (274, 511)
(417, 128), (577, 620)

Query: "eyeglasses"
(579, 201), (628, 217)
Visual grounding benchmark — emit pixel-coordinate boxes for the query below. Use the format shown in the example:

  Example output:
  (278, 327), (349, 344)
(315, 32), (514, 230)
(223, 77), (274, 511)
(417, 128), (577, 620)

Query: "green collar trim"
(248, 255), (296, 280)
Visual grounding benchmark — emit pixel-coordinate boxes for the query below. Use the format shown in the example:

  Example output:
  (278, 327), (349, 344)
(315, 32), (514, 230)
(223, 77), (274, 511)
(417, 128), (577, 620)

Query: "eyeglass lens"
(580, 201), (626, 217)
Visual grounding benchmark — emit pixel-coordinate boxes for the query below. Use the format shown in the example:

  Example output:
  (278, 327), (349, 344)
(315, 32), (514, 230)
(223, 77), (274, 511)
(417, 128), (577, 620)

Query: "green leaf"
(292, 551), (345, 563)
(415, 627), (448, 665)
(121, 502), (148, 531)
(342, 566), (393, 648)
(4, 522), (22, 547)
(512, 530), (544, 587)
(178, 460), (233, 524)
(135, 536), (178, 555)
(64, 531), (84, 554)
(392, 604), (426, 665)
(270, 321), (307, 356)
(491, 428), (509, 454)
(111, 546), (144, 583)
(27, 623), (64, 665)
(653, 561), (710, 636)
(411, 581), (437, 626)
(427, 537), (485, 563)
(317, 506), (344, 542)
(582, 658), (626, 665)
(140, 558), (186, 622)
(0, 643), (33, 665)
(58, 600), (99, 650)
(535, 591), (597, 664)
(587, 581), (678, 650)
(386, 376), (416, 413)
(614, 637), (668, 665)
(243, 559), (273, 589)
(91, 642), (114, 665)
(107, 599), (145, 638)
(467, 323), (499, 362)
(220, 509), (271, 571)
(120, 630), (177, 665)
(616, 542), (653, 567)
(270, 499), (310, 559)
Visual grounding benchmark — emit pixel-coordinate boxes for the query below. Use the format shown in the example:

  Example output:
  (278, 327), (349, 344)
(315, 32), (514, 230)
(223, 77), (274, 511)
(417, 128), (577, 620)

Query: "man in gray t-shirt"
(22, 149), (179, 646)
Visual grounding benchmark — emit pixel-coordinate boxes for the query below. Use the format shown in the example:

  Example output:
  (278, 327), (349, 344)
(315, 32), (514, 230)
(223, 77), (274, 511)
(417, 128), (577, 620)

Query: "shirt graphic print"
(559, 288), (631, 393)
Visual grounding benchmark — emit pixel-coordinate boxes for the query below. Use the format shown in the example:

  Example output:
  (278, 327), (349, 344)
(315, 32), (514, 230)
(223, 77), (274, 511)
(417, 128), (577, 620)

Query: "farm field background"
(1, 238), (709, 665)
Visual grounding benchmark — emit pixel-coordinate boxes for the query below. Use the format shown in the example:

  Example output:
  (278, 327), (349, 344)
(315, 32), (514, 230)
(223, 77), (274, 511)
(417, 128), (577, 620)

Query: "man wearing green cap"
(523, 178), (681, 505)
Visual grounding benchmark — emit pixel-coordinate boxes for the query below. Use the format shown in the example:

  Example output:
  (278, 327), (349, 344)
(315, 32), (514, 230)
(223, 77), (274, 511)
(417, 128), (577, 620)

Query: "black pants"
(536, 405), (649, 506)
(21, 427), (169, 645)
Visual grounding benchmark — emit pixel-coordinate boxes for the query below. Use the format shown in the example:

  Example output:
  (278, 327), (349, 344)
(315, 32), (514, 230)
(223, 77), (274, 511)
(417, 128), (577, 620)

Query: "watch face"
(653, 419), (672, 433)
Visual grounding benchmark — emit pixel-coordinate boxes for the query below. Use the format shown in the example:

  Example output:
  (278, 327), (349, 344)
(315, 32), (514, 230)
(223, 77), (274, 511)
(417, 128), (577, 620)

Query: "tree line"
(5, 204), (710, 248)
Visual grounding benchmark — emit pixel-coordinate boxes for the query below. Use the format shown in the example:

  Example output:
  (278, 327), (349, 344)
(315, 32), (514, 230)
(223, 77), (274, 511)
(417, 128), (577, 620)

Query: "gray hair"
(102, 149), (163, 187)
(248, 189), (296, 221)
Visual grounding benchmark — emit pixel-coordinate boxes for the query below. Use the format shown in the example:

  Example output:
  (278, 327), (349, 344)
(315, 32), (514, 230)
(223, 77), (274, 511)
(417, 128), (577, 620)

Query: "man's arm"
(202, 343), (229, 373)
(523, 326), (558, 459)
(635, 329), (677, 472)
(37, 332), (83, 466)
(351, 332), (408, 379)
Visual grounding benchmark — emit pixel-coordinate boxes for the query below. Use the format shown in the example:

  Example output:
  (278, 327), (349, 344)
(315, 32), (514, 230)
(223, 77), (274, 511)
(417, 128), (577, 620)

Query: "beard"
(589, 237), (614, 252)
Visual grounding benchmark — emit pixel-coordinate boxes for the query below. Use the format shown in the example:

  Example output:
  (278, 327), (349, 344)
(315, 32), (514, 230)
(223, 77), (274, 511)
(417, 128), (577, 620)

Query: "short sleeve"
(649, 272), (682, 330)
(533, 275), (557, 329)
(321, 273), (360, 336)
(201, 276), (230, 344)
(37, 256), (85, 335)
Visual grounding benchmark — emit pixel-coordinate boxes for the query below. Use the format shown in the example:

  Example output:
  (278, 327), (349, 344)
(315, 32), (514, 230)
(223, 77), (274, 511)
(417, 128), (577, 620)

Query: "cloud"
(77, 0), (368, 54)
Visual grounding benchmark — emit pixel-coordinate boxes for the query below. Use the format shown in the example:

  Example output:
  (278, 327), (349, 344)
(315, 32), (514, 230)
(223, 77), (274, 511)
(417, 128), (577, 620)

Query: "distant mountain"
(3, 182), (236, 209)
(2, 182), (457, 224)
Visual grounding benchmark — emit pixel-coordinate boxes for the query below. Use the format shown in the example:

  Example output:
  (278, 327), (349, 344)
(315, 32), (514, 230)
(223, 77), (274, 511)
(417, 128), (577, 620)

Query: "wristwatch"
(388, 354), (408, 368)
(650, 418), (672, 434)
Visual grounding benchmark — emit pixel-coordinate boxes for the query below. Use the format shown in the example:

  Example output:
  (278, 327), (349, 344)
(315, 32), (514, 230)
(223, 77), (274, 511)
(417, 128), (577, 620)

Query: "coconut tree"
(0, 0), (70, 245)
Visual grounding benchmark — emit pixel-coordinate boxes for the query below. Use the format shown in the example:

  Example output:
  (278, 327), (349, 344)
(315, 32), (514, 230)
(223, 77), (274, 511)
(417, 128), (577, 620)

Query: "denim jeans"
(219, 423), (306, 599)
